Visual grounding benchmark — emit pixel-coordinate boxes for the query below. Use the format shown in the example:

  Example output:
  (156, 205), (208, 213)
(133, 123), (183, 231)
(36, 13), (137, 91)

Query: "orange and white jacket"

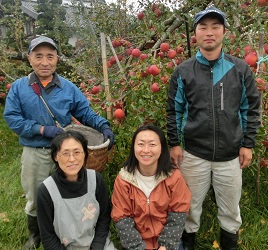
(111, 167), (191, 250)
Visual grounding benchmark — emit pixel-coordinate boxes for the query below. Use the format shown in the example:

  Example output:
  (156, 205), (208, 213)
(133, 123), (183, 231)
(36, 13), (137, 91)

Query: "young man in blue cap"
(166, 6), (260, 250)
(4, 36), (114, 249)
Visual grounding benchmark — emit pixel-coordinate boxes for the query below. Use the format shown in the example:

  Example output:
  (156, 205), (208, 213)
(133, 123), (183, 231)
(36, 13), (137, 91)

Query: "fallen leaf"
(0, 212), (10, 222)
(212, 240), (219, 249)
(261, 218), (266, 225)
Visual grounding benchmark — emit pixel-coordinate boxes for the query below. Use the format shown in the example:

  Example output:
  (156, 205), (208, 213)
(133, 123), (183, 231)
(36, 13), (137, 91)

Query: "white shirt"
(134, 169), (157, 198)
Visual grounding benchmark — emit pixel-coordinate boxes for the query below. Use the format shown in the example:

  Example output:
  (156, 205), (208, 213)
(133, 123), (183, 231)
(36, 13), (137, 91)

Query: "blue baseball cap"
(194, 6), (226, 29)
(28, 36), (58, 54)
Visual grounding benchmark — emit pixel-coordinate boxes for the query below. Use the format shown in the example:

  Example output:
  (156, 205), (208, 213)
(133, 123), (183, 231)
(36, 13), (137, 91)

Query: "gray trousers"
(21, 146), (55, 216)
(180, 150), (242, 234)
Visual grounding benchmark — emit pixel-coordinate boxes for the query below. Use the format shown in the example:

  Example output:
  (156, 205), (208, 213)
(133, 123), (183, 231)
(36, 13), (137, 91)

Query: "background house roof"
(21, 0), (106, 22)
(21, 1), (39, 20)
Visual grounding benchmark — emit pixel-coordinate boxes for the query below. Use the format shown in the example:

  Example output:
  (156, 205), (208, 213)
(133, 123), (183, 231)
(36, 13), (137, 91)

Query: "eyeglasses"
(57, 150), (84, 161)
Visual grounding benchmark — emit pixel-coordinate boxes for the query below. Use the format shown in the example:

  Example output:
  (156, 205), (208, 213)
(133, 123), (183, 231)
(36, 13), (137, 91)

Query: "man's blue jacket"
(4, 73), (109, 148)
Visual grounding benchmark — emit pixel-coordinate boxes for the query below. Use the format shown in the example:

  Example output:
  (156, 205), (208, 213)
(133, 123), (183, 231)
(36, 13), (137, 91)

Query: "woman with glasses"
(36, 130), (116, 250)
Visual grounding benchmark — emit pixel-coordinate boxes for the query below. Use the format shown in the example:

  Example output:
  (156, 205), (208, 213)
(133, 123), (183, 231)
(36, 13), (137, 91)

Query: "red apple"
(176, 57), (183, 65)
(0, 76), (5, 82)
(107, 61), (112, 68)
(113, 108), (125, 120)
(243, 45), (251, 55)
(145, 66), (151, 74)
(141, 71), (148, 78)
(152, 3), (158, 11)
(140, 53), (148, 61)
(120, 39), (131, 47)
(256, 77), (266, 85)
(117, 55), (123, 61)
(0, 92), (6, 98)
(161, 75), (169, 84)
(91, 85), (101, 94)
(151, 83), (160, 93)
(244, 52), (258, 67)
(160, 43), (170, 52)
(125, 48), (133, 56)
(167, 49), (177, 59)
(256, 77), (266, 91)
(137, 12), (144, 20)
(111, 40), (117, 48)
(235, 47), (241, 56)
(257, 0), (268, 7)
(157, 51), (165, 59)
(112, 40), (121, 48)
(166, 61), (174, 69)
(132, 48), (141, 58)
(263, 44), (268, 54)
(80, 82), (87, 89)
(191, 36), (197, 43)
(228, 34), (236, 44)
(260, 158), (268, 168)
(176, 46), (184, 54)
(109, 56), (116, 65)
(149, 65), (160, 76)
(6, 83), (11, 90)
(115, 100), (124, 109)
(154, 9), (161, 17)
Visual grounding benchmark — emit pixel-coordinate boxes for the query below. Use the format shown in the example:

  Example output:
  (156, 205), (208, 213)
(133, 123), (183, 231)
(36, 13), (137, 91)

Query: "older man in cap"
(4, 36), (114, 249)
(166, 6), (260, 250)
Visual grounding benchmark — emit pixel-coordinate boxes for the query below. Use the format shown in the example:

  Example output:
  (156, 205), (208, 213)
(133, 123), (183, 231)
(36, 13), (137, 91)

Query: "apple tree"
(73, 0), (267, 173)
(71, 2), (268, 246)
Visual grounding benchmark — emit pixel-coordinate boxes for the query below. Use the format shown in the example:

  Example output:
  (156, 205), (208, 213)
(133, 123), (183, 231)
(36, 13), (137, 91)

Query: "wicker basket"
(64, 124), (110, 172)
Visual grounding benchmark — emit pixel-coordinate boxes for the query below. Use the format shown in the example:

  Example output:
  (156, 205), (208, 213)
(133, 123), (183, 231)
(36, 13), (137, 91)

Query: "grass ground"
(0, 103), (267, 249)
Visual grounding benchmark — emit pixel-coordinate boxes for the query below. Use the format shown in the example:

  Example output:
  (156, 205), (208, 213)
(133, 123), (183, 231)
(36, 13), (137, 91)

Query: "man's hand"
(239, 147), (252, 169)
(170, 146), (183, 168)
(42, 126), (64, 138)
(102, 127), (114, 150)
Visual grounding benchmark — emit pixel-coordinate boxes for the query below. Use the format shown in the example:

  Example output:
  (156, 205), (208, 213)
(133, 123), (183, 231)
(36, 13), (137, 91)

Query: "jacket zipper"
(131, 175), (166, 249)
(211, 67), (216, 160)
(147, 196), (158, 249)
(220, 82), (224, 110)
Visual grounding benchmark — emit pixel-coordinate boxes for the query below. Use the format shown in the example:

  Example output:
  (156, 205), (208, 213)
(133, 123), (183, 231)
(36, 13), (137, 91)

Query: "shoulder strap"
(28, 73), (62, 128)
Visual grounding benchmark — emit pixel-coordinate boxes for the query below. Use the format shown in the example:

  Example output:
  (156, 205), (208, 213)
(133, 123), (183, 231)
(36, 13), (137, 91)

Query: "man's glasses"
(57, 150), (84, 161)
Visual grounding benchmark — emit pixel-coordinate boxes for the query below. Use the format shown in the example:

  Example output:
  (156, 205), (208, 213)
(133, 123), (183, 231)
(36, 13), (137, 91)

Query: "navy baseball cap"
(194, 6), (226, 28)
(28, 36), (58, 54)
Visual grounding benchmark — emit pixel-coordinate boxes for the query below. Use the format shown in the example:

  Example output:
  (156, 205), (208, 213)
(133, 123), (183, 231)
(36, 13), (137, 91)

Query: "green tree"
(35, 0), (69, 53)
(0, 0), (26, 51)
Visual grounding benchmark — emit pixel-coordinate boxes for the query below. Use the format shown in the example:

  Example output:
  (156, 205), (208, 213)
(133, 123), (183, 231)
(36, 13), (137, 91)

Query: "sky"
(104, 0), (185, 13)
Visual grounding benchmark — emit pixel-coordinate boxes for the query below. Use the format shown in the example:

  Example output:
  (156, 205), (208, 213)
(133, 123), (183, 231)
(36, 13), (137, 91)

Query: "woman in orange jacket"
(111, 124), (191, 250)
